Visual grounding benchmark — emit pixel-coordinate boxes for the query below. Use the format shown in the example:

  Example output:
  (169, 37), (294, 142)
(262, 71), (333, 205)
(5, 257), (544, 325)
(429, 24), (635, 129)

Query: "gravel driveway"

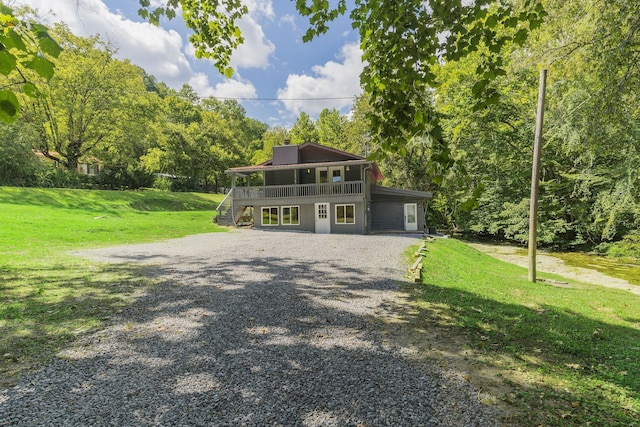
(0, 229), (500, 426)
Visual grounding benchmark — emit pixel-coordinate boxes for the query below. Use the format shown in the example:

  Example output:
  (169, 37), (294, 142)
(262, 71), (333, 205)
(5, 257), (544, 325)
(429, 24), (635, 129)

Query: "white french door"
(315, 202), (331, 234)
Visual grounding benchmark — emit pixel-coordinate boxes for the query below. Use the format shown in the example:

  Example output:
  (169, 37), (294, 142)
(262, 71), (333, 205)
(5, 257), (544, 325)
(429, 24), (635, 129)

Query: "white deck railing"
(215, 189), (234, 224)
(234, 180), (364, 200)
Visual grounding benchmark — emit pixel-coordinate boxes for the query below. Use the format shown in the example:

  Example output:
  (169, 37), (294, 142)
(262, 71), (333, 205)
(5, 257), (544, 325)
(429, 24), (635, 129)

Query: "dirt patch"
(374, 289), (527, 426)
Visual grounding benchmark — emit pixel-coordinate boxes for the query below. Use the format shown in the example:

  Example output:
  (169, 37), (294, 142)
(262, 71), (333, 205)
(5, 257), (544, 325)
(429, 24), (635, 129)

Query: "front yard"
(414, 238), (640, 426)
(0, 187), (225, 386)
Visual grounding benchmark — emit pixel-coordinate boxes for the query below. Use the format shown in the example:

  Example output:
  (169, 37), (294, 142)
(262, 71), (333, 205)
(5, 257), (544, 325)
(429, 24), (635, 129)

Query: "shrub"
(606, 231), (640, 258)
(34, 167), (93, 188)
(94, 166), (155, 190)
(152, 176), (173, 191)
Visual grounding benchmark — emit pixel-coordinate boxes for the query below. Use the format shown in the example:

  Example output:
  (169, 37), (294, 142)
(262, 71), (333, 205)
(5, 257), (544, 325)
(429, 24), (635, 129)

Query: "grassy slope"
(0, 187), (225, 256)
(416, 238), (640, 426)
(0, 187), (226, 385)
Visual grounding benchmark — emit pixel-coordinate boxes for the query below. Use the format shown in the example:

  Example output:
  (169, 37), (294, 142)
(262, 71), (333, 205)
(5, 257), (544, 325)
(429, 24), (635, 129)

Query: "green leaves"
(296, 0), (347, 42)
(137, 1), (248, 77)
(0, 28), (27, 51)
(512, 28), (529, 46)
(0, 5), (62, 123)
(22, 82), (39, 98)
(0, 90), (19, 123)
(23, 56), (55, 80)
(0, 49), (16, 75)
(37, 33), (62, 57)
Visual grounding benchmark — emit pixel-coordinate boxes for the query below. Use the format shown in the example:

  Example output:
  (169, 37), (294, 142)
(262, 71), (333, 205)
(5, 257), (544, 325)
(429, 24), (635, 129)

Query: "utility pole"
(528, 69), (547, 283)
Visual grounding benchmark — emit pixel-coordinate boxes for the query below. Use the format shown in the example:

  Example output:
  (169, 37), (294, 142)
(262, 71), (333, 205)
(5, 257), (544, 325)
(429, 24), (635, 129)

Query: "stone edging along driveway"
(0, 230), (501, 426)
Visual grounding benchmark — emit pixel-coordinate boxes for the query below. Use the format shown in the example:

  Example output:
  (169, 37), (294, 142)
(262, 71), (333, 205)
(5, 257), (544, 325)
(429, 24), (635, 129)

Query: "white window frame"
(316, 166), (343, 184)
(281, 205), (300, 225)
(335, 204), (355, 225)
(261, 206), (279, 226)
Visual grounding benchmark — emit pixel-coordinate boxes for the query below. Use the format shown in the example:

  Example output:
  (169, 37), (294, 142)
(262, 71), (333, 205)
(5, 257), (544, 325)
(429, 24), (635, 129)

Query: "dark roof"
(227, 142), (384, 180)
(259, 142), (365, 166)
(371, 185), (432, 199)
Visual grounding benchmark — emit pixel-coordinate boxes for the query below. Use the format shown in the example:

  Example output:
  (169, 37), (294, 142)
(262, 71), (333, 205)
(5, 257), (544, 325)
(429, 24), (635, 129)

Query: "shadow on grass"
(399, 277), (640, 426)
(0, 239), (501, 426)
(0, 261), (154, 387)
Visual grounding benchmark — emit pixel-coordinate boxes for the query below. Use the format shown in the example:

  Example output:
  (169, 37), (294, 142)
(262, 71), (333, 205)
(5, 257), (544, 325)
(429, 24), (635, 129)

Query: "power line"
(213, 96), (357, 101)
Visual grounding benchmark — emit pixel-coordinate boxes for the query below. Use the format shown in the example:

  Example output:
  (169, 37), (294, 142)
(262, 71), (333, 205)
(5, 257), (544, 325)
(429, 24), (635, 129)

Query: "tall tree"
(202, 98), (268, 161)
(426, 0), (640, 247)
(142, 86), (250, 191)
(252, 126), (289, 164)
(289, 112), (318, 145)
(316, 108), (347, 150)
(21, 25), (155, 171)
(342, 94), (372, 157)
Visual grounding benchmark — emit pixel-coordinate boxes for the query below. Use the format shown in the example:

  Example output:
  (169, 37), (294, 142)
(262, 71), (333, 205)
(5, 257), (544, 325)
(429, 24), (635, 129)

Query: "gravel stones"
(0, 230), (501, 426)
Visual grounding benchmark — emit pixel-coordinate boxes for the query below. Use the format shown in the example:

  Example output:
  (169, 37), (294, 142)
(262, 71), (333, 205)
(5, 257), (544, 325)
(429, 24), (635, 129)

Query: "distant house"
(34, 151), (103, 175)
(76, 156), (102, 176)
(216, 141), (432, 234)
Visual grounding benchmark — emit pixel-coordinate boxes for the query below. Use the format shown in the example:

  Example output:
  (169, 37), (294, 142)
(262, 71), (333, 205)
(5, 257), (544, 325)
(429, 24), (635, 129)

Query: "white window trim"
(261, 206), (279, 226)
(281, 205), (300, 225)
(335, 204), (355, 225)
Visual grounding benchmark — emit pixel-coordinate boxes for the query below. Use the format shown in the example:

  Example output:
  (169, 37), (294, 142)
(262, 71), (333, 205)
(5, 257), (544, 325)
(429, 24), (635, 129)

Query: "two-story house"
(216, 141), (432, 234)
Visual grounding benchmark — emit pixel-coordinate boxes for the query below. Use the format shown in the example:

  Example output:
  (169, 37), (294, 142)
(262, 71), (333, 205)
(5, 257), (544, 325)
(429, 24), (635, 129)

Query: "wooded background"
(1, 0), (638, 253)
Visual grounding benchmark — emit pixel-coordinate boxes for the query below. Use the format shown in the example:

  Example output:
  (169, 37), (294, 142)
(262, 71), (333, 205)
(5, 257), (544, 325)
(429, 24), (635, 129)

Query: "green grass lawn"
(415, 238), (640, 426)
(0, 186), (226, 385)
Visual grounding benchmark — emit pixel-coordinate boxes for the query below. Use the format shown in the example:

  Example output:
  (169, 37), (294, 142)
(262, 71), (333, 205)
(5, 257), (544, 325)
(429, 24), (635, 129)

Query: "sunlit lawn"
(0, 186), (226, 385)
(415, 238), (640, 426)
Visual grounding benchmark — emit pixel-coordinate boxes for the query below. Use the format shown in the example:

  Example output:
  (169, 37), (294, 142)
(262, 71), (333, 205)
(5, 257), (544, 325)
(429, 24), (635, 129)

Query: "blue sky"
(13, 0), (364, 127)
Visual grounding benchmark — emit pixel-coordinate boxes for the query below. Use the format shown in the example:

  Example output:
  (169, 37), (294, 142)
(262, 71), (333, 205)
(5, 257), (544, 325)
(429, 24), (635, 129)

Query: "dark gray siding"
(345, 164), (362, 181)
(272, 145), (299, 165)
(263, 166), (360, 186)
(299, 168), (315, 184)
(265, 169), (297, 185)
(371, 201), (404, 231)
(370, 199), (426, 231)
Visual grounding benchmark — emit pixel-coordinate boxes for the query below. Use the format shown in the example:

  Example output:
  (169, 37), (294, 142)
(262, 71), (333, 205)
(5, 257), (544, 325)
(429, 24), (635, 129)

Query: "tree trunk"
(67, 156), (79, 172)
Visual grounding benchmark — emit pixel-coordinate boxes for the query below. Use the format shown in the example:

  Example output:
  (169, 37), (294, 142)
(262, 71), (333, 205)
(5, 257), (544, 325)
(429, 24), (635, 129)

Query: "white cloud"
(188, 73), (218, 98)
(279, 14), (297, 30)
(188, 73), (257, 101)
(277, 42), (364, 116)
(16, 0), (194, 88)
(189, 73), (257, 99)
(174, 1), (276, 70)
(212, 79), (258, 100)
(230, 14), (275, 69)
(244, 0), (274, 20)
